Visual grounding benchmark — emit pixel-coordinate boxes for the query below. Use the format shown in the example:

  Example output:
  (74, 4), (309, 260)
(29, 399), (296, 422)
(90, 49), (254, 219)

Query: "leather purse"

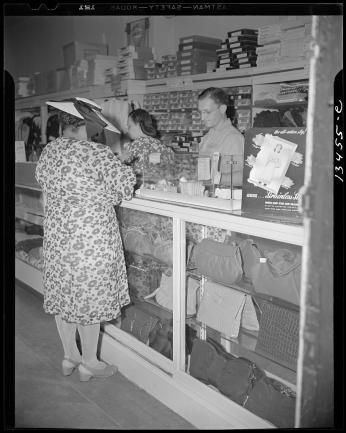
(127, 263), (162, 299)
(238, 238), (262, 284)
(145, 273), (200, 316)
(244, 375), (296, 428)
(149, 320), (173, 359)
(195, 238), (243, 285)
(217, 357), (264, 406)
(151, 238), (173, 266)
(252, 248), (301, 305)
(120, 305), (159, 344)
(196, 281), (247, 338)
(122, 227), (153, 256)
(189, 338), (235, 385)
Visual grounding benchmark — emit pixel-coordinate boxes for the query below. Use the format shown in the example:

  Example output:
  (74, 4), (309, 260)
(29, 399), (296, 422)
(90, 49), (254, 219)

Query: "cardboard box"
(179, 35), (222, 45)
(63, 41), (108, 69)
(177, 47), (218, 57)
(55, 68), (70, 91)
(178, 42), (220, 52)
(33, 72), (48, 95)
(45, 70), (58, 93)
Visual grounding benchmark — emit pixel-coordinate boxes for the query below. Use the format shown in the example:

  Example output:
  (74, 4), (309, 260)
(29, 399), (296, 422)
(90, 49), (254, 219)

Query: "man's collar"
(210, 117), (230, 132)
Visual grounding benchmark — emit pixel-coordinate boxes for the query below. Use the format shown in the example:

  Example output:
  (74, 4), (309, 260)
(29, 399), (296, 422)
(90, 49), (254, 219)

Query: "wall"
(5, 15), (281, 79)
(4, 16), (75, 77)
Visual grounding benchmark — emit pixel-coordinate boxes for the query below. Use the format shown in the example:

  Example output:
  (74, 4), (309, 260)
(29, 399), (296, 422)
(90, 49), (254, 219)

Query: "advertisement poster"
(126, 18), (150, 47)
(242, 127), (306, 222)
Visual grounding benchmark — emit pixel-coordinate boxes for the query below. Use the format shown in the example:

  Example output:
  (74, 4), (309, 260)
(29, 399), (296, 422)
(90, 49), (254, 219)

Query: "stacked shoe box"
(162, 55), (178, 78)
(215, 29), (259, 71)
(143, 90), (197, 111)
(276, 81), (309, 103)
(86, 55), (118, 85)
(144, 60), (162, 80)
(143, 90), (204, 151)
(177, 35), (221, 76)
(257, 17), (312, 68)
(280, 17), (312, 65)
(117, 45), (155, 80)
(225, 85), (252, 132)
(145, 55), (178, 80)
(69, 59), (89, 89)
(170, 133), (199, 153)
(15, 77), (32, 97)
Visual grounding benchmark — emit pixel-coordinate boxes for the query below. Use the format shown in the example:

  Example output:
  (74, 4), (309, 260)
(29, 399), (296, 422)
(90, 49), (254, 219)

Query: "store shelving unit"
(15, 62), (309, 429)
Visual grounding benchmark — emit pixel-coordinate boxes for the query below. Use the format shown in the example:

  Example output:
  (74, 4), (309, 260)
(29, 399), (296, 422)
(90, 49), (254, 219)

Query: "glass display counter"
(135, 152), (244, 212)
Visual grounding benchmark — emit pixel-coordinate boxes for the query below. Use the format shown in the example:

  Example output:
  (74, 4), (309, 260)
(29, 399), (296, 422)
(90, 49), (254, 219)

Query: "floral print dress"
(35, 137), (136, 325)
(123, 136), (175, 184)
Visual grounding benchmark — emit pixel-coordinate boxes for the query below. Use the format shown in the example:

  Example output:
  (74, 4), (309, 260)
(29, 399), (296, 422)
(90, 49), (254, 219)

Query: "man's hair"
(58, 111), (85, 131)
(198, 87), (229, 106)
(128, 108), (157, 138)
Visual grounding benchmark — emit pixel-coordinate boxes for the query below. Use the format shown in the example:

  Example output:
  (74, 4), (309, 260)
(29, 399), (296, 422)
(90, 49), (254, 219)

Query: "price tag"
(149, 152), (161, 164)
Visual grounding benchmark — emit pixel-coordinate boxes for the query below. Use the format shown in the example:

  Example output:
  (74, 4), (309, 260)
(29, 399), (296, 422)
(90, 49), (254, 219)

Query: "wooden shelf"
(16, 183), (41, 192)
(145, 61), (308, 93)
(15, 84), (115, 110)
(253, 100), (308, 109)
(16, 203), (44, 225)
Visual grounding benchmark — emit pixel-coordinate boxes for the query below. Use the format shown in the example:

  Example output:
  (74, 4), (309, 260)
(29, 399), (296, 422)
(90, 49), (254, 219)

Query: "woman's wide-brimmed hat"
(46, 97), (120, 134)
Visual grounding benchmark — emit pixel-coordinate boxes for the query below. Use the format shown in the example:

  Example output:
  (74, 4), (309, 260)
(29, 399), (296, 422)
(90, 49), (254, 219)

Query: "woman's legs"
(77, 323), (106, 368)
(55, 315), (81, 362)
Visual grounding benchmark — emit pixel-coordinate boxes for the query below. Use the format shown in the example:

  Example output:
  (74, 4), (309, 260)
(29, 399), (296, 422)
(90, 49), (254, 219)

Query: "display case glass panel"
(184, 223), (300, 428)
(115, 207), (174, 360)
(136, 152), (243, 212)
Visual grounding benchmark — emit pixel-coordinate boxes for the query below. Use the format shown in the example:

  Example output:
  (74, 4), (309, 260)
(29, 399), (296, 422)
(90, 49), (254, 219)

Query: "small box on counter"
(227, 28), (258, 37)
(63, 41), (108, 69)
(179, 35), (222, 45)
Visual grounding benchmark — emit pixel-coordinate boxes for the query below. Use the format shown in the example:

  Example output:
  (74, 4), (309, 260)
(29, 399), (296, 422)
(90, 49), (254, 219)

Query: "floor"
(14, 282), (196, 429)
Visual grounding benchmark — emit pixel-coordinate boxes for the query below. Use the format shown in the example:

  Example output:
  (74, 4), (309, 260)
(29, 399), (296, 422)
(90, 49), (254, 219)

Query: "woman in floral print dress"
(35, 99), (136, 381)
(121, 108), (174, 187)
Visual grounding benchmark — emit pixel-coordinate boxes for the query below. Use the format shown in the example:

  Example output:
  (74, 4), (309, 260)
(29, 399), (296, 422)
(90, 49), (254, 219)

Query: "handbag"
(217, 357), (264, 406)
(149, 320), (173, 359)
(145, 273), (200, 316)
(195, 238), (243, 285)
(120, 305), (160, 344)
(196, 281), (247, 338)
(238, 238), (262, 284)
(127, 261), (162, 299)
(255, 298), (299, 370)
(151, 237), (173, 266)
(122, 227), (153, 256)
(189, 338), (235, 385)
(244, 375), (296, 428)
(252, 248), (301, 305)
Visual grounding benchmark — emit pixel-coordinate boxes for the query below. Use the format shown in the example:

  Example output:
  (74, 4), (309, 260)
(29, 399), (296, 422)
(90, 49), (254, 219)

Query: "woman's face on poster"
(131, 24), (145, 46)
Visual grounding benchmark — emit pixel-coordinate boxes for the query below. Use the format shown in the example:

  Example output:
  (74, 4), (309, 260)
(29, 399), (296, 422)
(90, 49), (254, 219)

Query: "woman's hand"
(118, 150), (132, 163)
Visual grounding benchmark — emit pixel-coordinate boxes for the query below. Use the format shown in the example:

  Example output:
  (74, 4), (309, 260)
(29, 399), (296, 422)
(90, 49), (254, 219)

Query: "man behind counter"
(198, 87), (244, 187)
